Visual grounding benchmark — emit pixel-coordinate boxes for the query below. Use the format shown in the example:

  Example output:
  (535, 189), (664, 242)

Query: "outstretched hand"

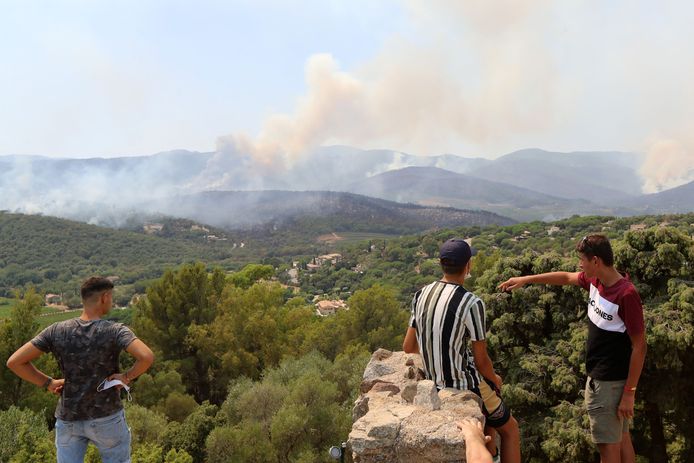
(498, 276), (526, 292)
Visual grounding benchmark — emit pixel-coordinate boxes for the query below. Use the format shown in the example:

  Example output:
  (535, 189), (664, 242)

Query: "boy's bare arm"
(498, 272), (581, 291)
(6, 342), (64, 394)
(471, 340), (501, 389)
(403, 327), (419, 353)
(108, 339), (155, 385)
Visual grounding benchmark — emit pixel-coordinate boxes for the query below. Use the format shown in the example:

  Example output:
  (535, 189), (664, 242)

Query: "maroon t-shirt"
(578, 272), (644, 380)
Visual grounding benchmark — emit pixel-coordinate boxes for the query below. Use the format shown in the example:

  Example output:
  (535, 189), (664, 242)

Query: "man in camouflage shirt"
(7, 277), (154, 463)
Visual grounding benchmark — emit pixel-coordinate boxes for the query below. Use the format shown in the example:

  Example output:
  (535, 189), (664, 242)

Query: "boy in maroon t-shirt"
(498, 234), (646, 463)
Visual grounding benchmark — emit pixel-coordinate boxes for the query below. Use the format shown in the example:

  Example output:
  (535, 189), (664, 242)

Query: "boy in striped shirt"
(404, 238), (520, 463)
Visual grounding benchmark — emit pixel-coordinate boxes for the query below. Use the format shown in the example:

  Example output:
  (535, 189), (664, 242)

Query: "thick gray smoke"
(640, 131), (694, 193)
(204, 0), (692, 193)
(204, 1), (559, 181)
(0, 152), (208, 226)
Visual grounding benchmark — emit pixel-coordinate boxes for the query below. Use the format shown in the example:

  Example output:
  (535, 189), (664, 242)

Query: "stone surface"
(363, 362), (397, 381)
(401, 383), (417, 404)
(372, 348), (394, 361)
(353, 395), (370, 422)
(413, 380), (441, 410)
(370, 382), (401, 396)
(348, 350), (484, 463)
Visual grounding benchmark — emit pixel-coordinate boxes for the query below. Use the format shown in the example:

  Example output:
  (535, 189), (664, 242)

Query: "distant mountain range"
(345, 166), (597, 221)
(467, 148), (644, 202)
(145, 190), (515, 232)
(616, 180), (694, 214)
(0, 146), (690, 227)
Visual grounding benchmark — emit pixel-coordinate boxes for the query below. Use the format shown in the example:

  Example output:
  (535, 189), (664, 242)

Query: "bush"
(0, 407), (54, 463)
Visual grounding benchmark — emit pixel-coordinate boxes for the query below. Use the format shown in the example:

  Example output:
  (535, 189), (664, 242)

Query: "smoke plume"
(203, 0), (558, 187)
(641, 135), (694, 193)
(206, 0), (693, 192)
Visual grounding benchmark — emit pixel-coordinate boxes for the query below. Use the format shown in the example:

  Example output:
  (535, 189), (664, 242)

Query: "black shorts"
(471, 376), (512, 428)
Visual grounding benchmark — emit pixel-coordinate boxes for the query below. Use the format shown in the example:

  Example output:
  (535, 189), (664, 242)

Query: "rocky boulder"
(348, 349), (484, 463)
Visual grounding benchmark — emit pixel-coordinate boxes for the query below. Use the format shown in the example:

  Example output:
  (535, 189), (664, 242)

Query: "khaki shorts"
(585, 376), (630, 444)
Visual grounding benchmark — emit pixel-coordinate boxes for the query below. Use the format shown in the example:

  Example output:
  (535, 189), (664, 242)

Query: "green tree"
(270, 371), (348, 463)
(188, 282), (286, 401)
(228, 264), (275, 289)
(132, 370), (187, 410)
(131, 443), (164, 463)
(615, 227), (694, 298)
(206, 424), (277, 463)
(163, 449), (193, 463)
(215, 352), (357, 463)
(162, 402), (219, 462)
(337, 285), (409, 354)
(637, 280), (694, 462)
(126, 404), (169, 446)
(540, 400), (594, 462)
(133, 263), (225, 401)
(0, 407), (55, 463)
(162, 392), (199, 423)
(326, 343), (371, 405)
(0, 288), (43, 408)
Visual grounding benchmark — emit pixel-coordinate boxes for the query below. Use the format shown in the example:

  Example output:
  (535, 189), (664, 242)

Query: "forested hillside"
(0, 213), (692, 462)
(0, 204), (512, 303)
(0, 212), (251, 303)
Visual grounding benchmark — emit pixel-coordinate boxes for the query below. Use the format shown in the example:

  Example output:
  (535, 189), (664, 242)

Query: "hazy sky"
(1, 1), (693, 190)
(0, 0), (405, 157)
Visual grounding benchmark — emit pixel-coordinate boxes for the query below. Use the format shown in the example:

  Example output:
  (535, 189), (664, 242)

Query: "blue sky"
(1, 1), (693, 191)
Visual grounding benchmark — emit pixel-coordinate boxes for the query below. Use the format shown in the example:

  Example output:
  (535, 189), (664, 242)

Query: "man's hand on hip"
(48, 378), (64, 395)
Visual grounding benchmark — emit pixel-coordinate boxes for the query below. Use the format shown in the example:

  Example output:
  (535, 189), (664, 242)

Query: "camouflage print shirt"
(31, 318), (137, 421)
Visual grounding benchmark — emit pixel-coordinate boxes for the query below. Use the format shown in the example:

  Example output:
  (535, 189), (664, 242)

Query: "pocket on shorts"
(92, 413), (129, 449)
(55, 420), (74, 447)
(586, 404), (605, 414)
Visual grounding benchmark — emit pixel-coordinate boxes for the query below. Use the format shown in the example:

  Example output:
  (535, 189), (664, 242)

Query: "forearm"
(474, 355), (496, 382)
(466, 440), (493, 463)
(459, 420), (494, 463)
(625, 342), (646, 389)
(8, 362), (51, 387)
(403, 327), (419, 353)
(121, 339), (155, 382)
(499, 271), (579, 292)
(124, 357), (153, 381)
(7, 342), (50, 387)
(522, 272), (576, 286)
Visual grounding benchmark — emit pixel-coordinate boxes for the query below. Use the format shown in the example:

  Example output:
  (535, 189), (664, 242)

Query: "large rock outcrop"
(348, 349), (484, 463)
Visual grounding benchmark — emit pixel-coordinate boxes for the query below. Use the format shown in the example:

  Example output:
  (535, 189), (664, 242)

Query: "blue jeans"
(55, 409), (131, 463)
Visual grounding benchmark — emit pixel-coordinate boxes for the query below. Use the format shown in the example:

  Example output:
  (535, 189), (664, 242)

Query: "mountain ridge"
(3, 146), (692, 224)
(145, 189), (516, 231)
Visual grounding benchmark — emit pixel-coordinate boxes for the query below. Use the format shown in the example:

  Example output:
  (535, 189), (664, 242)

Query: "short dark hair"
(81, 277), (114, 300)
(576, 234), (614, 266)
(440, 259), (466, 276)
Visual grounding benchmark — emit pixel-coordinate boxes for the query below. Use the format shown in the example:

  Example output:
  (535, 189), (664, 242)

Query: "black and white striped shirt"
(410, 280), (486, 390)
